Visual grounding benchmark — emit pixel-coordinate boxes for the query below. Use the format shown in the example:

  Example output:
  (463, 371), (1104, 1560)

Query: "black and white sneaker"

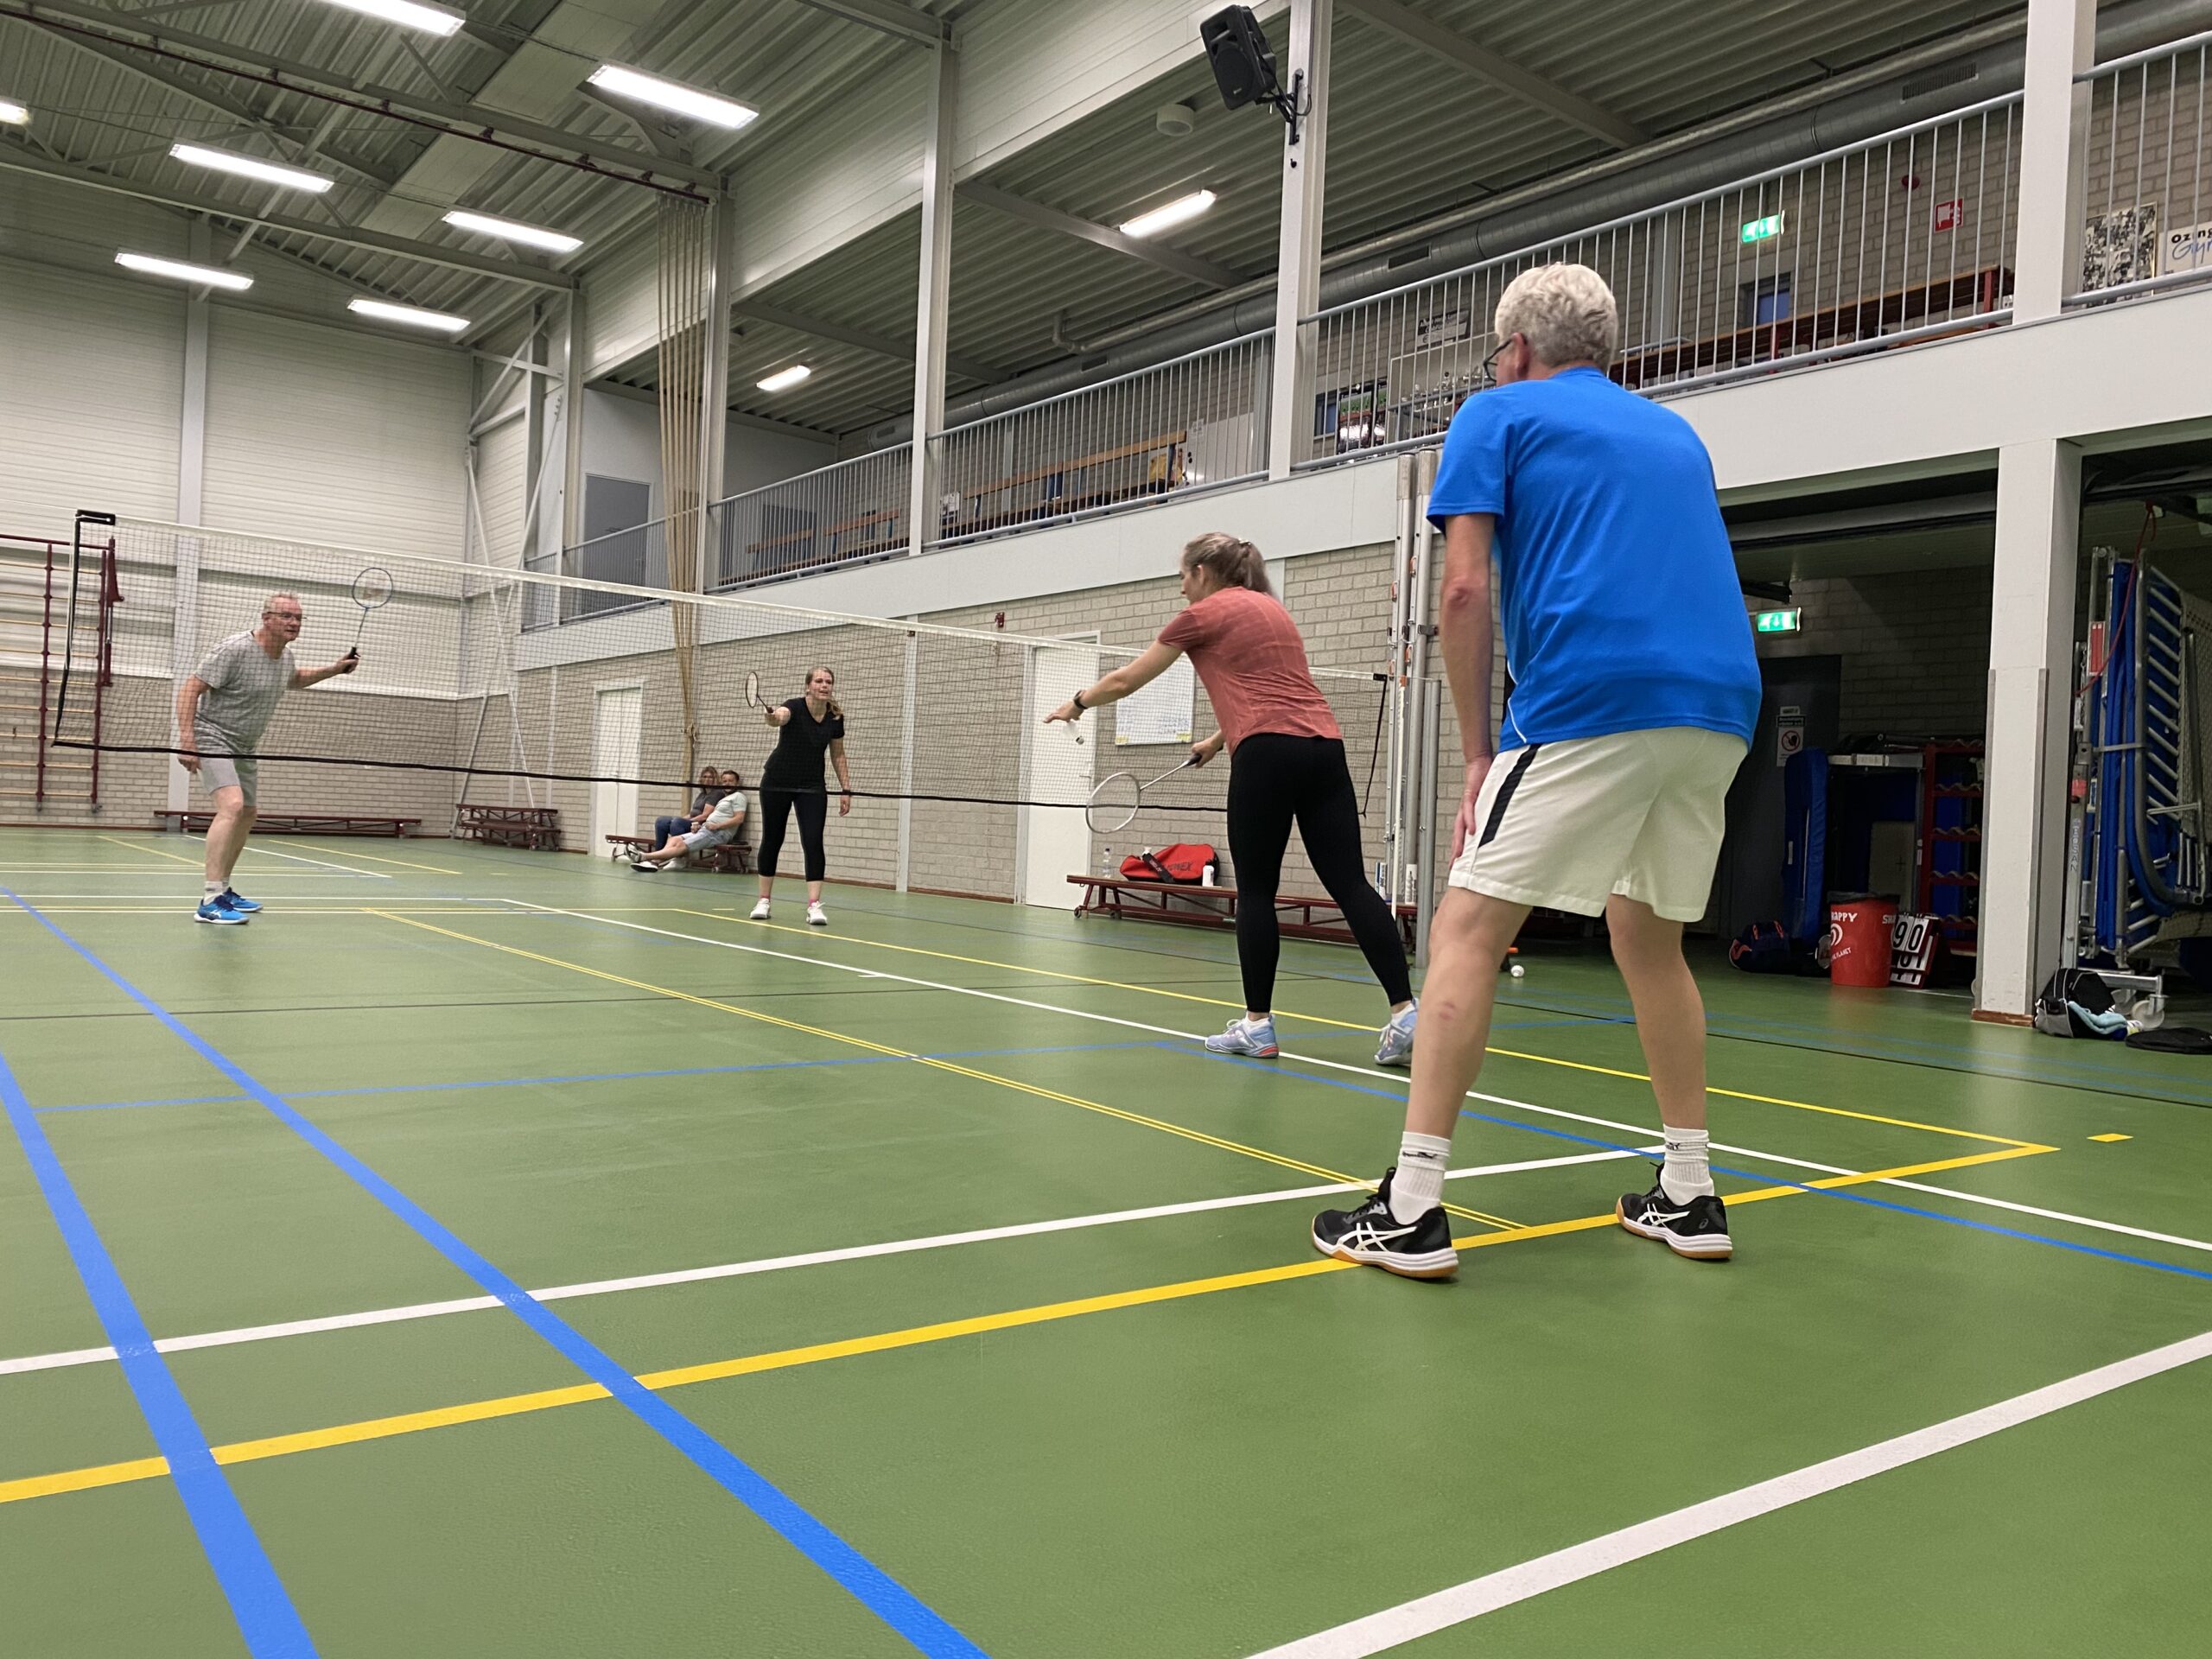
(1617, 1169), (1732, 1260)
(1312, 1169), (1458, 1280)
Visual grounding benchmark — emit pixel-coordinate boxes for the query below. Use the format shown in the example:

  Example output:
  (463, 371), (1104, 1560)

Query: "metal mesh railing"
(709, 449), (912, 590)
(926, 335), (1270, 547)
(1294, 95), (2024, 467)
(524, 516), (670, 629)
(2072, 29), (2212, 303)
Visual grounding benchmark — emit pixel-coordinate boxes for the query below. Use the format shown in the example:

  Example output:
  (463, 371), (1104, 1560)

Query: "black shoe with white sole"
(1616, 1169), (1732, 1260)
(1311, 1169), (1458, 1280)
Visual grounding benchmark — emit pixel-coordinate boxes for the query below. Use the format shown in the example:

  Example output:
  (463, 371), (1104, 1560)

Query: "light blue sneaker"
(1205, 1014), (1279, 1057)
(1375, 1001), (1418, 1067)
(194, 895), (248, 925)
(219, 887), (262, 914)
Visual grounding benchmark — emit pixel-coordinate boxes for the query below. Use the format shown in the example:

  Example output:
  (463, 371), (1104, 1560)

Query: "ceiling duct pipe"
(865, 0), (2212, 449)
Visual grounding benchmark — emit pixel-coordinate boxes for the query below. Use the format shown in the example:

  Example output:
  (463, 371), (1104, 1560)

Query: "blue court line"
(1177, 1046), (2212, 1287)
(0, 1044), (316, 1656)
(3, 888), (987, 1659)
(35, 1042), (1160, 1116)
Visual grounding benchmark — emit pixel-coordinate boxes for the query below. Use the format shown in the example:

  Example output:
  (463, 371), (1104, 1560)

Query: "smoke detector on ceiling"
(1156, 101), (1197, 137)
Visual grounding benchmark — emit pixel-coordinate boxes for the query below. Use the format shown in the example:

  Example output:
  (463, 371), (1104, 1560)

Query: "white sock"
(1389, 1131), (1452, 1222)
(1661, 1128), (1714, 1202)
(204, 880), (225, 901)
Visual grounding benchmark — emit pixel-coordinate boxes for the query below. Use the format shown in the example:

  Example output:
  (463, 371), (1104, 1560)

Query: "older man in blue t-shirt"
(1314, 264), (1761, 1281)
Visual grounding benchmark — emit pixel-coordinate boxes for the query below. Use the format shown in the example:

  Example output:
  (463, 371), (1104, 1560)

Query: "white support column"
(559, 289), (587, 552)
(1980, 437), (2082, 1019)
(698, 190), (738, 589)
(1266, 0), (1332, 480)
(520, 301), (549, 564)
(2012, 0), (2096, 321)
(908, 36), (957, 558)
(168, 216), (213, 815)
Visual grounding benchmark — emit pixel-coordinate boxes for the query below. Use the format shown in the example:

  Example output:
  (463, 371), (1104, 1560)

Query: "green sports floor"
(3, 825), (2209, 1657)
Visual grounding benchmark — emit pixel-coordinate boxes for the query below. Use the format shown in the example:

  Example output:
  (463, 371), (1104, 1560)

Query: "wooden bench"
(604, 832), (753, 874)
(157, 810), (421, 837)
(455, 802), (561, 850)
(1069, 875), (1416, 954)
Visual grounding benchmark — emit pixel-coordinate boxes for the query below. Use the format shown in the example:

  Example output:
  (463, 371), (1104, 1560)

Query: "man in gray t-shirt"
(174, 590), (359, 923)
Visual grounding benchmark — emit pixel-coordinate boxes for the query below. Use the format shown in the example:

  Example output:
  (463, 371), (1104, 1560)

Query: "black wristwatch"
(1071, 690), (1087, 711)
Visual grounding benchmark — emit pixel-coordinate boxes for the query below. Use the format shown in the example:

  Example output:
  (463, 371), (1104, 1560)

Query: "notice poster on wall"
(2162, 219), (2212, 276)
(1115, 656), (1196, 746)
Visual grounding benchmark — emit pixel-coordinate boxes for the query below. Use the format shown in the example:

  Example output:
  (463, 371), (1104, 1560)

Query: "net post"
(896, 627), (918, 891)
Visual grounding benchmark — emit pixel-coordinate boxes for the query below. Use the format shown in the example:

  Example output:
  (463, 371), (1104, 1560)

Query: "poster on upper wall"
(2162, 219), (2212, 276)
(1115, 655), (1196, 747)
(2082, 205), (2159, 289)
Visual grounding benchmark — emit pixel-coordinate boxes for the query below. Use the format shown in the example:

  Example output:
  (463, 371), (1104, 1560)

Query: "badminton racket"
(1087, 758), (1197, 833)
(346, 566), (393, 657)
(745, 671), (766, 710)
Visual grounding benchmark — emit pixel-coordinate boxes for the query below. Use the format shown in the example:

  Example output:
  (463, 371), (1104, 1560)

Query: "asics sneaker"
(1204, 1014), (1279, 1057)
(194, 895), (248, 925)
(806, 902), (829, 927)
(1617, 1169), (1733, 1260)
(1375, 1001), (1418, 1067)
(1311, 1170), (1458, 1279)
(219, 888), (262, 914)
(748, 899), (772, 920)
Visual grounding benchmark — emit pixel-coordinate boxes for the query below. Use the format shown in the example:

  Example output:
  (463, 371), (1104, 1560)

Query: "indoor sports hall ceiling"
(2, 0), (2033, 439)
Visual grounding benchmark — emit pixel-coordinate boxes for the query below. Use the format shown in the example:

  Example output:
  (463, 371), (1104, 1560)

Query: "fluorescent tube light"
(170, 143), (334, 194)
(588, 65), (757, 130)
(756, 365), (812, 392)
(349, 296), (470, 334)
(0, 99), (29, 126)
(1117, 189), (1217, 239)
(115, 251), (252, 290)
(442, 210), (583, 254)
(315, 0), (463, 36)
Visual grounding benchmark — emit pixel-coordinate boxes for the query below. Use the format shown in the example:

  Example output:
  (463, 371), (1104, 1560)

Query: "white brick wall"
(1758, 566), (1993, 737)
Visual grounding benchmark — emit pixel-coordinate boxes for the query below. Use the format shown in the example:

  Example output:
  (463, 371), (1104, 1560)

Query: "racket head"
(1086, 769), (1141, 834)
(745, 671), (763, 709)
(352, 566), (395, 610)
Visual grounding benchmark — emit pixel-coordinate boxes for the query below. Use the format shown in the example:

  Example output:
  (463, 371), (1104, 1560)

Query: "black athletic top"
(760, 696), (845, 788)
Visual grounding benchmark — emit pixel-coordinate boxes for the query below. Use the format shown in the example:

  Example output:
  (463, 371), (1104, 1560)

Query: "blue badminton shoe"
(219, 887), (262, 913)
(194, 894), (248, 925)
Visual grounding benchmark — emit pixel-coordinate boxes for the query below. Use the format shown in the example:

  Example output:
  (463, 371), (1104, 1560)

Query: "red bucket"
(1827, 897), (1898, 988)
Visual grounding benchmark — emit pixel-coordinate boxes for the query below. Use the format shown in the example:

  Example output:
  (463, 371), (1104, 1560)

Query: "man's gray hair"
(1494, 264), (1621, 370)
(261, 592), (302, 616)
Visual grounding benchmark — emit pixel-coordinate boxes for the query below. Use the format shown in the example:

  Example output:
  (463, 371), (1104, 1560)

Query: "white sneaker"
(806, 902), (829, 927)
(748, 898), (771, 920)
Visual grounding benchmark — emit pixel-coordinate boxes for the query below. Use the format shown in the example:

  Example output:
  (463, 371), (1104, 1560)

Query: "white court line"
(0, 1147), (1647, 1378)
(1243, 1325), (2212, 1657)
(240, 843), (388, 878)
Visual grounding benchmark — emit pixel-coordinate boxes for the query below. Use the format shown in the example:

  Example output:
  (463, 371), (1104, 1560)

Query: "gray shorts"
(685, 823), (735, 854)
(197, 753), (258, 805)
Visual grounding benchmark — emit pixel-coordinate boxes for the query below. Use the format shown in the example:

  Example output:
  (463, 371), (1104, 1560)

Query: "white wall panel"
(475, 412), (529, 569)
(0, 256), (184, 536)
(202, 311), (469, 555)
(582, 230), (660, 379)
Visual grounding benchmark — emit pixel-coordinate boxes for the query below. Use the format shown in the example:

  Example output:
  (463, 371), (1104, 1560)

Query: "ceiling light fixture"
(1117, 189), (1217, 239)
(349, 296), (470, 334)
(756, 365), (812, 392)
(0, 99), (29, 126)
(442, 210), (583, 254)
(314, 0), (464, 37)
(170, 143), (334, 194)
(116, 251), (253, 290)
(587, 65), (757, 130)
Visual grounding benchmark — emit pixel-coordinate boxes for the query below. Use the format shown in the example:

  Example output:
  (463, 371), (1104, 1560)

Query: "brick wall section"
(1757, 567), (1993, 738)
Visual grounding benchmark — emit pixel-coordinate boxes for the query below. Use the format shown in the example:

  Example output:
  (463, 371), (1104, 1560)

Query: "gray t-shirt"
(192, 629), (296, 755)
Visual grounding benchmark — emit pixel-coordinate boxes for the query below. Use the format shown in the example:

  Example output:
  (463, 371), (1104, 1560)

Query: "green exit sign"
(1754, 607), (1802, 635)
(1740, 212), (1786, 244)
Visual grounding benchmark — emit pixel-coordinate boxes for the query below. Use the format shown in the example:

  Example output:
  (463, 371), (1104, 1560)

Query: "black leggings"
(1226, 733), (1413, 1014)
(756, 786), (828, 882)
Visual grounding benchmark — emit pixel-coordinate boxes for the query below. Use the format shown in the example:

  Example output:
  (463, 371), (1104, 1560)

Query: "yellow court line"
(0, 1142), (2050, 1511)
(368, 912), (1516, 1231)
(693, 908), (2039, 1152)
(287, 842), (465, 874)
(96, 833), (201, 868)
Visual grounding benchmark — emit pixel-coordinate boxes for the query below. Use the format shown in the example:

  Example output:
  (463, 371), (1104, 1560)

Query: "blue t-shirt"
(1428, 367), (1759, 750)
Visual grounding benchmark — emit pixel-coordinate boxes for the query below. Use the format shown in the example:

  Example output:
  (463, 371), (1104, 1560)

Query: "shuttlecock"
(1510, 963), (1526, 978)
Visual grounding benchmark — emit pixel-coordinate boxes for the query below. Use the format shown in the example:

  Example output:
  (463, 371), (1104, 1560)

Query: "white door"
(590, 685), (643, 850)
(1020, 643), (1099, 907)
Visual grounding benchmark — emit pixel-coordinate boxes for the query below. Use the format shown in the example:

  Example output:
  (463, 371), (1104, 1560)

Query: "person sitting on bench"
(652, 766), (727, 851)
(632, 772), (747, 873)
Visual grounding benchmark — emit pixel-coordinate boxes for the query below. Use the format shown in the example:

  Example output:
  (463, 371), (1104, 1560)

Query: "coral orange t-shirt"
(1155, 587), (1341, 754)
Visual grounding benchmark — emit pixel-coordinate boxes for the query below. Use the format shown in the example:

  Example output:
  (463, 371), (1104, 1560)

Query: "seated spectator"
(652, 766), (726, 850)
(632, 771), (747, 873)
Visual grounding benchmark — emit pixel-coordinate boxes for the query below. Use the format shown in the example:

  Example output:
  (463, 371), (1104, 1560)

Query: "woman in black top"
(752, 664), (851, 927)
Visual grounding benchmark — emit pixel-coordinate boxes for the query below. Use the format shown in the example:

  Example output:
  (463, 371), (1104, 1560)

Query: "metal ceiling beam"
(735, 299), (1002, 385)
(16, 17), (410, 191)
(3, 0), (723, 191)
(1341, 0), (1648, 149)
(791, 0), (947, 49)
(0, 144), (576, 289)
(959, 181), (1242, 290)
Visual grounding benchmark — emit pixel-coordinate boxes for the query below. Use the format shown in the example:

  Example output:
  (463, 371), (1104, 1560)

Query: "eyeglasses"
(1477, 337), (1513, 390)
(265, 611), (303, 621)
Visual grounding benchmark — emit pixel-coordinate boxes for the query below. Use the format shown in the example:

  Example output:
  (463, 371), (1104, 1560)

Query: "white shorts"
(1448, 728), (1748, 923)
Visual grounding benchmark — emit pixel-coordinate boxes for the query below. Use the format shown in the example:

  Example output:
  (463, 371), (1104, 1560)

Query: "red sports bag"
(1119, 842), (1216, 883)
